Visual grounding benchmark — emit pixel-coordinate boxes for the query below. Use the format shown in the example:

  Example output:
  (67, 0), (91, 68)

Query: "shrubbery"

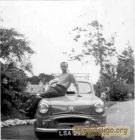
(94, 79), (130, 101)
(109, 80), (129, 101)
(1, 80), (36, 119)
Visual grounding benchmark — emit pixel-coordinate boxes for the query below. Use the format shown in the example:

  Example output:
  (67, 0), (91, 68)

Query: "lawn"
(105, 101), (117, 108)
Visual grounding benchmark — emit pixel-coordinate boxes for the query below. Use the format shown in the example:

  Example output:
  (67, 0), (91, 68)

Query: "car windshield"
(67, 81), (92, 94)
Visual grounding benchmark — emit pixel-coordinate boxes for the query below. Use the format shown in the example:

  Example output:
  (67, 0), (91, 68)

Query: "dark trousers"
(40, 84), (67, 98)
(26, 85), (67, 118)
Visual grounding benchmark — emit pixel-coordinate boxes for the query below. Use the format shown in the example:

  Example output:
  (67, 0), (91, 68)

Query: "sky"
(0, 0), (135, 83)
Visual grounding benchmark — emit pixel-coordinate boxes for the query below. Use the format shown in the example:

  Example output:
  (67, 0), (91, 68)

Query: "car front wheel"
(86, 136), (104, 140)
(35, 131), (51, 140)
(35, 131), (57, 140)
(35, 131), (43, 139)
(94, 136), (104, 140)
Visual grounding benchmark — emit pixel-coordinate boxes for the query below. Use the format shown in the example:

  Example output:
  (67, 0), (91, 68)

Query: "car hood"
(48, 94), (102, 105)
(39, 94), (103, 115)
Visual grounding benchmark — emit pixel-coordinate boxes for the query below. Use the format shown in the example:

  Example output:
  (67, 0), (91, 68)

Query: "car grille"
(55, 117), (86, 123)
(52, 105), (92, 115)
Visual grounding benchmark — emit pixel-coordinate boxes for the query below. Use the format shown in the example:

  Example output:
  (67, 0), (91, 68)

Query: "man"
(40, 61), (79, 98)
(20, 62), (79, 117)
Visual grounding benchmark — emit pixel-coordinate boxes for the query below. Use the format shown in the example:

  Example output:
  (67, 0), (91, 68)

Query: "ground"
(1, 99), (134, 140)
(104, 99), (134, 140)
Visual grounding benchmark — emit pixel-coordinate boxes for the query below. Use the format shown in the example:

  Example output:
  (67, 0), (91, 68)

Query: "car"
(34, 80), (106, 140)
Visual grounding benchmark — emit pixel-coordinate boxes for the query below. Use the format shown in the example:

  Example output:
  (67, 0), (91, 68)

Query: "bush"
(109, 80), (129, 101)
(128, 84), (134, 98)
(94, 78), (130, 101)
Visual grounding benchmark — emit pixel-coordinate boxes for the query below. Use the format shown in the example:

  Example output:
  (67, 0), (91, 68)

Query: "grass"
(1, 108), (29, 121)
(105, 101), (117, 108)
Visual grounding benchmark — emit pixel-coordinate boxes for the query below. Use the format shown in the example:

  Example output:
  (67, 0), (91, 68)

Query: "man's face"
(60, 63), (68, 72)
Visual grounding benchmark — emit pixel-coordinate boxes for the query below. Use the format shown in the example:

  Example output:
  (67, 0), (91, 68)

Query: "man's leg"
(40, 86), (65, 98)
(30, 86), (66, 112)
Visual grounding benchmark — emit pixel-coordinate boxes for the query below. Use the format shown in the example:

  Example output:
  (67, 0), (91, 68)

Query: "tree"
(95, 44), (134, 101)
(39, 73), (54, 83)
(0, 27), (35, 93)
(94, 63), (130, 101)
(64, 20), (116, 92)
(0, 28), (35, 73)
(1, 63), (29, 116)
(28, 76), (40, 85)
(1, 62), (28, 91)
(117, 44), (134, 84)
(0, 28), (35, 117)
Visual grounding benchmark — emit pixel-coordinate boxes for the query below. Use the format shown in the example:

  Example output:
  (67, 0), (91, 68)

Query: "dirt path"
(105, 99), (134, 140)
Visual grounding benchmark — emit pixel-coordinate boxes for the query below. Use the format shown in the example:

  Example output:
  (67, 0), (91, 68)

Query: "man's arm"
(49, 78), (59, 86)
(70, 74), (79, 95)
(74, 81), (79, 95)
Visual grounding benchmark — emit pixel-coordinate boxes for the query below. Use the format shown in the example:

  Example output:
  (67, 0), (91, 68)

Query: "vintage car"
(34, 80), (106, 139)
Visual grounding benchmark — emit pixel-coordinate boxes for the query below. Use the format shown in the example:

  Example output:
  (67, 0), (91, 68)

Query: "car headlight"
(94, 102), (104, 113)
(39, 102), (49, 114)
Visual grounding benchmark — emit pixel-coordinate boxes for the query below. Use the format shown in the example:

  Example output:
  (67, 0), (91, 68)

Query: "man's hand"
(49, 78), (59, 84)
(76, 92), (81, 97)
(36, 94), (42, 99)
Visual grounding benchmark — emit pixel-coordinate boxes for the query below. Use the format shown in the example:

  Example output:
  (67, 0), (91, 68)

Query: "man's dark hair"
(60, 62), (68, 67)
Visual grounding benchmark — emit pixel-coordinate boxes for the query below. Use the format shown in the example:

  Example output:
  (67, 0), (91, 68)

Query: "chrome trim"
(52, 114), (94, 120)
(36, 128), (73, 132)
(53, 111), (91, 115)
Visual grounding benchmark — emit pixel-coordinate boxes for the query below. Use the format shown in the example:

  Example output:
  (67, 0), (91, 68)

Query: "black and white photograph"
(0, 0), (134, 140)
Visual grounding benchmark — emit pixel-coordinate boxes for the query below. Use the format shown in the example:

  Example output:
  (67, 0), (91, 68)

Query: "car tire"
(35, 131), (57, 140)
(35, 131), (50, 140)
(86, 136), (104, 140)
(35, 131), (43, 139)
(94, 136), (104, 140)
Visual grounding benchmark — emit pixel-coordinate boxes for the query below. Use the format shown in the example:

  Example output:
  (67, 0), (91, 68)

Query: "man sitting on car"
(20, 62), (79, 117)
(41, 61), (79, 98)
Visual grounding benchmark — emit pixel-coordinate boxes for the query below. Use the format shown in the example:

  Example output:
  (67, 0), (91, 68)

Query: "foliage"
(1, 63), (28, 91)
(1, 80), (19, 115)
(1, 27), (35, 117)
(1, 63), (29, 116)
(109, 79), (129, 101)
(27, 73), (54, 84)
(0, 28), (35, 73)
(0, 27), (34, 93)
(94, 77), (129, 101)
(117, 45), (134, 84)
(0, 28), (55, 119)
(27, 76), (40, 85)
(38, 73), (54, 83)
(66, 20), (116, 64)
(94, 45), (134, 101)
(65, 20), (116, 92)
(2, 65), (26, 91)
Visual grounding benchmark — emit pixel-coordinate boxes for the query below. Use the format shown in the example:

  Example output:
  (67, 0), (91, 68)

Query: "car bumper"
(35, 128), (73, 132)
(35, 114), (106, 139)
(35, 113), (106, 130)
